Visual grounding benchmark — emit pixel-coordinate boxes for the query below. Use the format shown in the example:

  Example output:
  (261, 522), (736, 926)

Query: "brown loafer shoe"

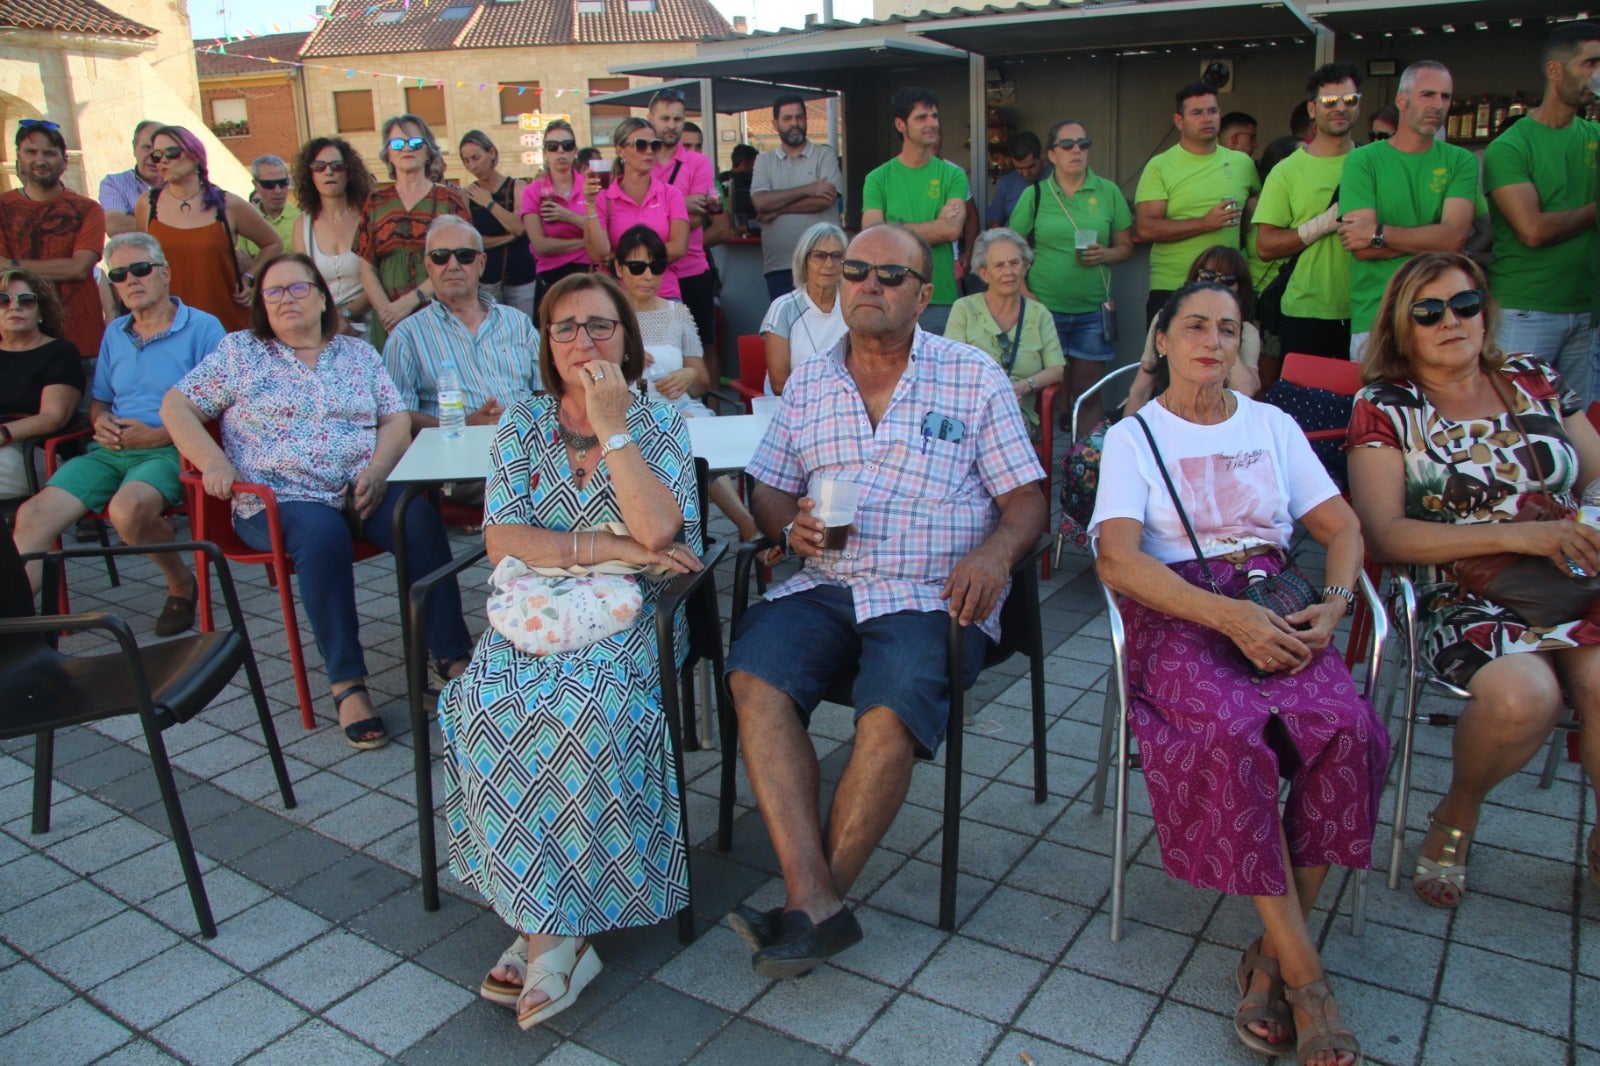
(154, 590), (197, 637)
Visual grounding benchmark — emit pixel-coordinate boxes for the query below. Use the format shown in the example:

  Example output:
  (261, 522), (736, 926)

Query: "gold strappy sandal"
(1412, 811), (1470, 910)
(1284, 978), (1362, 1066)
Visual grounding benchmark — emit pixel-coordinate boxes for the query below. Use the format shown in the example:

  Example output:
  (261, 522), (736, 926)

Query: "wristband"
(1322, 585), (1356, 611)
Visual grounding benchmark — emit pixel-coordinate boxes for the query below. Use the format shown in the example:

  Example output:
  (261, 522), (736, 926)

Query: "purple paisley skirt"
(1120, 556), (1391, 897)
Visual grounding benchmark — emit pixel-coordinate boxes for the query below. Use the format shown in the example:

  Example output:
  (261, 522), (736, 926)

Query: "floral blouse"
(177, 331), (404, 519)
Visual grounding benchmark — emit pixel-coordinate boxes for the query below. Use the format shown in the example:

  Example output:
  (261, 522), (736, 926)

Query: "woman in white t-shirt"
(1091, 282), (1382, 1066)
(759, 221), (847, 394)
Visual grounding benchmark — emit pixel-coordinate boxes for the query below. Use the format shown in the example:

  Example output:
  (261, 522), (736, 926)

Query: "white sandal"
(479, 937), (528, 1006)
(516, 937), (603, 1031)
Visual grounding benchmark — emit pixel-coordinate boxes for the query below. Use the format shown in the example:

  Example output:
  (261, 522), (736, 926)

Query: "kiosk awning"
(611, 35), (970, 85)
(1305, 0), (1590, 34)
(584, 77), (836, 115)
(905, 0), (1316, 57)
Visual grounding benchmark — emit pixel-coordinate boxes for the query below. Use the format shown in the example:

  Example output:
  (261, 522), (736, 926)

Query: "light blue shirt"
(383, 297), (542, 417)
(93, 298), (224, 426)
(988, 169), (1032, 227)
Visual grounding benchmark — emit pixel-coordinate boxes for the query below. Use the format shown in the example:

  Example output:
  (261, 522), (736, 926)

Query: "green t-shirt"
(1483, 116), (1600, 312)
(1252, 147), (1351, 321)
(861, 156), (970, 306)
(1341, 139), (1479, 332)
(1007, 170), (1132, 314)
(1134, 143), (1260, 290)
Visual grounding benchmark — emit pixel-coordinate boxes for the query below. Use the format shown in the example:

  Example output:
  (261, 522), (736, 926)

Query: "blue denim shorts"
(1053, 309), (1114, 362)
(725, 585), (991, 758)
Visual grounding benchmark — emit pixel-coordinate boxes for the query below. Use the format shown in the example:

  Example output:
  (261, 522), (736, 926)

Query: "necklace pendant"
(178, 200), (192, 212)
(576, 447), (588, 462)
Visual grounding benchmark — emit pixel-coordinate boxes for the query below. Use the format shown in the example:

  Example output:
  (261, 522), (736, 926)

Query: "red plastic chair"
(1280, 351), (1363, 444)
(731, 335), (767, 412)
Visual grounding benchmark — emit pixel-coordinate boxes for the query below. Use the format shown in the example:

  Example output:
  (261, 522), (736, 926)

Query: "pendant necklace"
(169, 188), (198, 213)
(556, 421), (600, 482)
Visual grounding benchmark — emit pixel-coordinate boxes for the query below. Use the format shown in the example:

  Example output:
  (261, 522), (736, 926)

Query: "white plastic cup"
(1074, 229), (1097, 251)
(810, 477), (861, 550)
(750, 395), (780, 421)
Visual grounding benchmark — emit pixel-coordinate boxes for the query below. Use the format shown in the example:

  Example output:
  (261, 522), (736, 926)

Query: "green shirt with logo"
(1252, 147), (1351, 321)
(861, 156), (970, 306)
(1134, 143), (1260, 290)
(1483, 115), (1600, 313)
(1008, 170), (1132, 314)
(1340, 139), (1479, 332)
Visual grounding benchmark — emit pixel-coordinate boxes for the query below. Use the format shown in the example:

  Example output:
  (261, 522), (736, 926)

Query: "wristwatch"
(1323, 585), (1357, 611)
(780, 520), (796, 557)
(598, 433), (632, 460)
(1368, 224), (1386, 250)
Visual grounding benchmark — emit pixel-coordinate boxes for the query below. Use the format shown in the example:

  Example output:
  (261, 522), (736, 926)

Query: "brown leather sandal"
(1234, 937), (1294, 1055)
(1284, 978), (1362, 1066)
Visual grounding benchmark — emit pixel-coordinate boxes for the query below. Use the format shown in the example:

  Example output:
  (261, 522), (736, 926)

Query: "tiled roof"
(194, 32), (311, 78)
(302, 0), (729, 58)
(0, 0), (157, 38)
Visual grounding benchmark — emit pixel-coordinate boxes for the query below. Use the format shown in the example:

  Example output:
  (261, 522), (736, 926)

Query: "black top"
(0, 337), (85, 422)
(468, 177), (537, 288)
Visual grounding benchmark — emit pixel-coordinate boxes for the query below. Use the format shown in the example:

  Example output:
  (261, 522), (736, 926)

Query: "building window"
(210, 97), (249, 137)
(440, 4), (472, 17)
(374, 10), (403, 23)
(577, 0), (604, 12)
(499, 82), (541, 124)
(626, 0), (656, 10)
(588, 77), (631, 119)
(334, 90), (376, 133)
(406, 86), (447, 130)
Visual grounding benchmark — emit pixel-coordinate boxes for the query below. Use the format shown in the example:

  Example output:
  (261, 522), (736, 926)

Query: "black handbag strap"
(997, 300), (1028, 373)
(1131, 412), (1224, 596)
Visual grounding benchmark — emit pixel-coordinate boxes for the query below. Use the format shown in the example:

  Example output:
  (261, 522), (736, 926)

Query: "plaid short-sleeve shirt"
(748, 327), (1045, 640)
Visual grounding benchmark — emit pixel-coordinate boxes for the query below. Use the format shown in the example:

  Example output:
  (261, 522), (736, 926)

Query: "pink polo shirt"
(654, 146), (716, 282)
(521, 175), (590, 274)
(594, 176), (689, 299)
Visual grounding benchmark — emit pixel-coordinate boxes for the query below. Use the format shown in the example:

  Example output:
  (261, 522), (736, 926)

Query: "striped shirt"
(382, 297), (542, 417)
(98, 168), (157, 216)
(747, 327), (1045, 640)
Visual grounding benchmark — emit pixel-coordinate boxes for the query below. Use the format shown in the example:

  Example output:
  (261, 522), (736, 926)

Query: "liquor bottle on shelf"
(1508, 90), (1528, 118)
(1493, 97), (1510, 135)
(1474, 93), (1492, 139)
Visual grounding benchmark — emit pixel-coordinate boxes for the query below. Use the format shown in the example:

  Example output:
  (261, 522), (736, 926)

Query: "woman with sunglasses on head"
(1008, 119), (1133, 435)
(459, 130), (536, 319)
(0, 270), (83, 502)
(135, 125), (282, 332)
(582, 118), (688, 297)
(523, 119), (592, 313)
(1126, 245), (1262, 416)
(759, 221), (847, 396)
(356, 114), (470, 352)
(1348, 251), (1600, 908)
(161, 253), (471, 751)
(291, 137), (378, 334)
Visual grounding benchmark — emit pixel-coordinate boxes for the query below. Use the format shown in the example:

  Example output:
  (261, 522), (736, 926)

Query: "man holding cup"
(722, 224), (1046, 978)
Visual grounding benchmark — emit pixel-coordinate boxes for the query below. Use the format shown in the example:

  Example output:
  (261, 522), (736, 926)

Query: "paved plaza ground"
(0, 514), (1596, 1065)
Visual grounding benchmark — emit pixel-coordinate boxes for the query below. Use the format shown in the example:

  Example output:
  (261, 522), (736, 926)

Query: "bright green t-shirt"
(861, 156), (970, 306)
(1252, 147), (1351, 321)
(1341, 139), (1479, 332)
(1134, 143), (1260, 290)
(1483, 116), (1600, 312)
(1008, 170), (1132, 314)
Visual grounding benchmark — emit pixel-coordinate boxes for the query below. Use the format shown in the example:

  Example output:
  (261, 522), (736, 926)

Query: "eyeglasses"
(839, 259), (930, 287)
(545, 139), (577, 153)
(309, 160), (348, 174)
(808, 249), (845, 264)
(0, 292), (39, 309)
(1370, 130), (1393, 141)
(18, 119), (60, 132)
(627, 137), (664, 153)
(256, 178), (290, 190)
(1318, 93), (1363, 108)
(1409, 288), (1484, 326)
(550, 317), (620, 343)
(1196, 269), (1239, 286)
(262, 281), (317, 303)
(106, 261), (158, 284)
(427, 247), (481, 266)
(1054, 137), (1093, 151)
(619, 259), (668, 276)
(150, 146), (185, 162)
(387, 136), (427, 152)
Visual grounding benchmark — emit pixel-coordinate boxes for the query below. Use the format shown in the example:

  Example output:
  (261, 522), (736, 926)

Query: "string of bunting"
(195, 44), (600, 98)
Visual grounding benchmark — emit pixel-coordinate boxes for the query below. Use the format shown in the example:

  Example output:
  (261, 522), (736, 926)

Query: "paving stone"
(1127, 999), (1259, 1065)
(1015, 967), (1158, 1062)
(1422, 1004), (1570, 1066)
(910, 936), (1048, 1023)
(246, 1018), (389, 1066)
(984, 1029), (1108, 1066)
(746, 966), (896, 1054)
(959, 884), (1090, 962)
(685, 848), (771, 924)
(310, 788), (416, 848)
(686, 1016), (834, 1066)
(187, 804), (295, 863)
(93, 1038), (184, 1066)
(0, 876), (125, 954)
(653, 924), (771, 1012)
(0, 850), (79, 912)
(1577, 974), (1599, 1051)
(575, 979), (732, 1065)
(202, 895), (332, 971)
(4, 790), (121, 842)
(537, 1044), (628, 1065)
(285, 851), (416, 924)
(91, 941), (245, 1030)
(44, 816), (167, 876)
(149, 979), (307, 1064)
(0, 998), (131, 1066)
(142, 864), (271, 933)
(916, 819), (1035, 882)
(0, 960), (75, 1033)
(322, 959), (475, 1056)
(1006, 840), (1112, 908)
(1166, 940), (1246, 1018)
(260, 929), (402, 1011)
(850, 991), (1001, 1064)
(170, 732), (268, 778)
(53, 743), (153, 796)
(403, 997), (562, 1063)
(866, 857), (990, 928)
(1331, 977), (1430, 1066)
(826, 903), (947, 987)
(1447, 891), (1575, 966)
(1438, 942), (1571, 1036)
(1061, 915), (1191, 994)
(589, 918), (691, 977)
(227, 825), (357, 893)
(541, 958), (644, 1038)
(34, 908), (181, 991)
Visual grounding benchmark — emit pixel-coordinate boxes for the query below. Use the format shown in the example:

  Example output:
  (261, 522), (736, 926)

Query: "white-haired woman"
(758, 221), (847, 395)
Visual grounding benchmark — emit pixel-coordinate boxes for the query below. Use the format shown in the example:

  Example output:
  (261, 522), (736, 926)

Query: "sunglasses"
(1196, 269), (1239, 286)
(545, 139), (577, 153)
(619, 259), (668, 276)
(106, 261), (158, 284)
(627, 137), (664, 153)
(1054, 137), (1093, 151)
(262, 281), (316, 303)
(1409, 288), (1484, 326)
(1370, 130), (1393, 141)
(650, 89), (686, 104)
(18, 119), (60, 132)
(808, 249), (845, 264)
(309, 160), (348, 174)
(388, 136), (427, 152)
(0, 292), (39, 309)
(1318, 93), (1363, 108)
(427, 247), (481, 266)
(150, 146), (185, 162)
(550, 317), (619, 343)
(839, 259), (930, 287)
(257, 178), (290, 190)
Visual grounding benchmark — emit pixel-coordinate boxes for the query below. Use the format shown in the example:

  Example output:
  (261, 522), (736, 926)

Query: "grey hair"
(425, 213), (483, 250)
(104, 231), (166, 266)
(250, 154), (290, 180)
(378, 113), (442, 179)
(1397, 60), (1451, 94)
(791, 221), (848, 286)
(970, 227), (1033, 273)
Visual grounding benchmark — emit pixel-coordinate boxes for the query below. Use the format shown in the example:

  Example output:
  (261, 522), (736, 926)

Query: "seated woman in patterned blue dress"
(438, 272), (704, 1031)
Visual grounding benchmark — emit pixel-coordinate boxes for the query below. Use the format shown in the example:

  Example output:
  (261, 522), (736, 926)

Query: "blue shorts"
(1052, 309), (1114, 362)
(725, 585), (991, 758)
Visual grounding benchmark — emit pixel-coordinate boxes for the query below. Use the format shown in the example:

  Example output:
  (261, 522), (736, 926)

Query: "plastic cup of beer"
(1074, 229), (1096, 261)
(591, 158), (612, 189)
(810, 477), (861, 551)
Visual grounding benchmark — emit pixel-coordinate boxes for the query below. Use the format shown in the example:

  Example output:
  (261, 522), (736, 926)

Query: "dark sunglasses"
(619, 259), (668, 276)
(388, 136), (427, 152)
(1054, 137), (1093, 151)
(257, 178), (290, 190)
(545, 139), (577, 153)
(18, 119), (60, 132)
(0, 292), (40, 309)
(1196, 268), (1239, 286)
(650, 89), (686, 105)
(1318, 92), (1363, 108)
(107, 261), (158, 283)
(839, 259), (930, 287)
(427, 247), (481, 266)
(627, 137), (664, 153)
(150, 146), (185, 162)
(1370, 130), (1393, 141)
(1409, 289), (1484, 326)
(309, 160), (348, 174)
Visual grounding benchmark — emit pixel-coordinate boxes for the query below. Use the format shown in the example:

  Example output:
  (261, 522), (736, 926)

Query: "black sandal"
(334, 683), (388, 750)
(432, 655), (470, 688)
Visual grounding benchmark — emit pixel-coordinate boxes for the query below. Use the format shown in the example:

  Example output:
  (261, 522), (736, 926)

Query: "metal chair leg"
(1537, 726), (1565, 790)
(144, 722), (216, 938)
(30, 730), (53, 835)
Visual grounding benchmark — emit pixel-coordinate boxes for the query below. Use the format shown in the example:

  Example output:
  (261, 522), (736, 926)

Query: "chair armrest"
(656, 538), (728, 626)
(407, 546), (491, 624)
(41, 426), (94, 478)
(731, 536), (779, 632)
(703, 386), (746, 415)
(730, 381), (762, 402)
(25, 540), (250, 631)
(0, 608), (158, 707)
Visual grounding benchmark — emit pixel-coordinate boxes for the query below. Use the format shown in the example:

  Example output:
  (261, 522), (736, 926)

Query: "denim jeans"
(234, 484), (471, 685)
(764, 270), (794, 302)
(1499, 308), (1597, 402)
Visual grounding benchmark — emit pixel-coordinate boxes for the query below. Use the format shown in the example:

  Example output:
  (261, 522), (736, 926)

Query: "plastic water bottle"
(437, 357), (465, 440)
(1581, 479), (1600, 529)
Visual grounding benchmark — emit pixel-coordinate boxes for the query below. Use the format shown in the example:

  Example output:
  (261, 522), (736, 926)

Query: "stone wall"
(202, 78), (305, 179)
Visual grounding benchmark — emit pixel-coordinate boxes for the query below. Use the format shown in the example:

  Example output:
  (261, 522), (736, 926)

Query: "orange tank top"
(147, 191), (250, 332)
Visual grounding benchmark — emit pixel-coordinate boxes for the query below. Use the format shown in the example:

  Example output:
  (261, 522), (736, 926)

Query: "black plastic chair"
(724, 535), (1050, 931)
(0, 529), (297, 939)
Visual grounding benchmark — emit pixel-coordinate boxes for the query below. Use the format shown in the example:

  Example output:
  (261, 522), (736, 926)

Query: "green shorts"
(47, 442), (183, 512)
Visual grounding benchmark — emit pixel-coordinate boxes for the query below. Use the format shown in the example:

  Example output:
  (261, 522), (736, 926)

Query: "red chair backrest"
(736, 335), (766, 394)
(1586, 401), (1600, 436)
(1280, 352), (1363, 396)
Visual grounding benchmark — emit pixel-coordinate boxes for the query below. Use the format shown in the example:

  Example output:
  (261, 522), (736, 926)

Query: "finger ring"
(666, 548), (676, 559)
(1265, 657), (1275, 666)
(594, 369), (605, 381)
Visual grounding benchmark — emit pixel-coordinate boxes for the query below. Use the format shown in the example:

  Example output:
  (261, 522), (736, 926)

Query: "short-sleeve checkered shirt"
(747, 327), (1045, 640)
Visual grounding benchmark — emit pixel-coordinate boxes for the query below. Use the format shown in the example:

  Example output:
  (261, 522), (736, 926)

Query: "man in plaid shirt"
(724, 225), (1046, 978)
